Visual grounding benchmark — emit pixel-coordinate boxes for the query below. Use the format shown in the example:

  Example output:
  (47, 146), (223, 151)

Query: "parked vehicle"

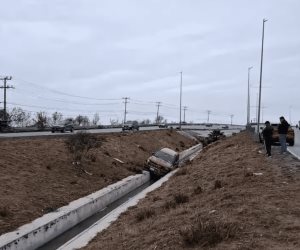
(51, 122), (74, 133)
(145, 148), (179, 178)
(122, 121), (139, 131)
(260, 123), (295, 146)
(271, 123), (294, 146)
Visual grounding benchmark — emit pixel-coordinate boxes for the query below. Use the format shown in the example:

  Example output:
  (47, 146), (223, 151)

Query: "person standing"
(278, 116), (290, 153)
(262, 121), (273, 157)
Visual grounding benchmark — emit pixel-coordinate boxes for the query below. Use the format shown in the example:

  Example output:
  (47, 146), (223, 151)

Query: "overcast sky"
(1, 0), (299, 125)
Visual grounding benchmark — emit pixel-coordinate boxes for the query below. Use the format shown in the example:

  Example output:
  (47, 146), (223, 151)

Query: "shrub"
(0, 207), (9, 217)
(65, 132), (101, 163)
(163, 200), (177, 210)
(214, 180), (222, 189)
(180, 218), (237, 247)
(135, 208), (155, 222)
(174, 193), (189, 204)
(193, 186), (203, 194)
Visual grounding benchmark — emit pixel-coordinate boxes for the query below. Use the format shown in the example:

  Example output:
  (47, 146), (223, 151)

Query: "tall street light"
(247, 66), (253, 126)
(289, 105), (292, 125)
(257, 18), (268, 135)
(179, 71), (183, 130)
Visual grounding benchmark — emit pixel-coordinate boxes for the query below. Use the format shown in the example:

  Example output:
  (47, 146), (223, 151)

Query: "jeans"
(279, 134), (287, 153)
(265, 139), (272, 156)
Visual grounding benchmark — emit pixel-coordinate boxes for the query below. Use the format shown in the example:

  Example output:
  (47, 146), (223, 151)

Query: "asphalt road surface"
(0, 126), (158, 138)
(288, 128), (300, 159)
(0, 125), (244, 139)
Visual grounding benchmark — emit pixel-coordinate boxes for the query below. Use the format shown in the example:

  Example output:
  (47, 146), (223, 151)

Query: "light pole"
(179, 71), (183, 129)
(257, 18), (268, 135)
(247, 66), (253, 125)
(289, 105), (292, 125)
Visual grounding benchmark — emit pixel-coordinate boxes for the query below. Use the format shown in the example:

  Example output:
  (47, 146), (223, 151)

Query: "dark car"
(122, 121), (139, 131)
(51, 123), (74, 133)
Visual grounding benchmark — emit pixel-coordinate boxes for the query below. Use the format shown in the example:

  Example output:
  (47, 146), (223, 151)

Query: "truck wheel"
(61, 129), (65, 133)
(70, 128), (74, 133)
(51, 130), (55, 133)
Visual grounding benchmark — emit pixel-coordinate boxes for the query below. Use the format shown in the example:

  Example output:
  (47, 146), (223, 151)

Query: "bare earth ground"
(84, 132), (300, 250)
(0, 130), (195, 235)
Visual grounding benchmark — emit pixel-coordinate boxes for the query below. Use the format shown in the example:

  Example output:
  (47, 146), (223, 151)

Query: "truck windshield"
(154, 151), (176, 164)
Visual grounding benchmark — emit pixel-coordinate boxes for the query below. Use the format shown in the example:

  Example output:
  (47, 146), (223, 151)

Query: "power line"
(13, 77), (122, 101)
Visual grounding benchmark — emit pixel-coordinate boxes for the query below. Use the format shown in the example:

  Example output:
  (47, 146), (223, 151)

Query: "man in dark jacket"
(262, 121), (273, 157)
(278, 116), (289, 153)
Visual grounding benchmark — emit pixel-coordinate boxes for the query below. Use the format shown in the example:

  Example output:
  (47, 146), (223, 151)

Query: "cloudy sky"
(1, 0), (299, 125)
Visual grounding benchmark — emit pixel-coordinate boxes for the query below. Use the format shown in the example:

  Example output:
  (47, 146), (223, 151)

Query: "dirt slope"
(0, 130), (195, 235)
(84, 132), (300, 250)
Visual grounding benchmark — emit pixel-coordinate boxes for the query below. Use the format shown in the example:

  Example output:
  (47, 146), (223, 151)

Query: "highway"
(288, 128), (300, 159)
(0, 125), (244, 138)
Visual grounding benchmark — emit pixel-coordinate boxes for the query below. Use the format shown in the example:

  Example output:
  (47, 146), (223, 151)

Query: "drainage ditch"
(0, 144), (202, 250)
(38, 180), (154, 250)
(41, 144), (201, 249)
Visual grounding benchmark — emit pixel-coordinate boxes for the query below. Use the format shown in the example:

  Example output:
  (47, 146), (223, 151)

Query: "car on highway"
(158, 123), (168, 128)
(51, 122), (74, 133)
(260, 123), (295, 146)
(145, 148), (179, 178)
(122, 121), (139, 131)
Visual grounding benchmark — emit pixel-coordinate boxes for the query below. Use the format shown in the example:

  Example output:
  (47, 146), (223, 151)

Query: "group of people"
(262, 116), (290, 157)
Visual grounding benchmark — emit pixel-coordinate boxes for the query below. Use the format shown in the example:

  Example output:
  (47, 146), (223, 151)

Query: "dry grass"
(135, 208), (155, 222)
(180, 218), (238, 247)
(173, 193), (189, 204)
(163, 200), (177, 210)
(174, 167), (188, 176)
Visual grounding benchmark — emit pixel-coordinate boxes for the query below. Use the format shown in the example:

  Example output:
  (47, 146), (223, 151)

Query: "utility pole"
(156, 102), (162, 124)
(179, 71), (183, 130)
(122, 97), (130, 124)
(0, 76), (13, 122)
(257, 18), (268, 135)
(261, 106), (266, 122)
(183, 106), (187, 123)
(247, 66), (253, 125)
(207, 110), (211, 123)
(230, 114), (234, 125)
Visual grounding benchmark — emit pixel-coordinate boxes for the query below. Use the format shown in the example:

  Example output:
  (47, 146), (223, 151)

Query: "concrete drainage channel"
(0, 144), (202, 250)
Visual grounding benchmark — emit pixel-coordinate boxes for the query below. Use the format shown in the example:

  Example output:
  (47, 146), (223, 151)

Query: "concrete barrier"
(59, 146), (202, 250)
(0, 171), (150, 250)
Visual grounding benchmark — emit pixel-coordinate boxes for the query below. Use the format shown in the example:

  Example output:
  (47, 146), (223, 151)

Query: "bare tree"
(155, 115), (164, 124)
(82, 116), (90, 126)
(75, 115), (84, 126)
(52, 112), (63, 125)
(34, 112), (49, 129)
(10, 107), (31, 127)
(92, 113), (100, 125)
